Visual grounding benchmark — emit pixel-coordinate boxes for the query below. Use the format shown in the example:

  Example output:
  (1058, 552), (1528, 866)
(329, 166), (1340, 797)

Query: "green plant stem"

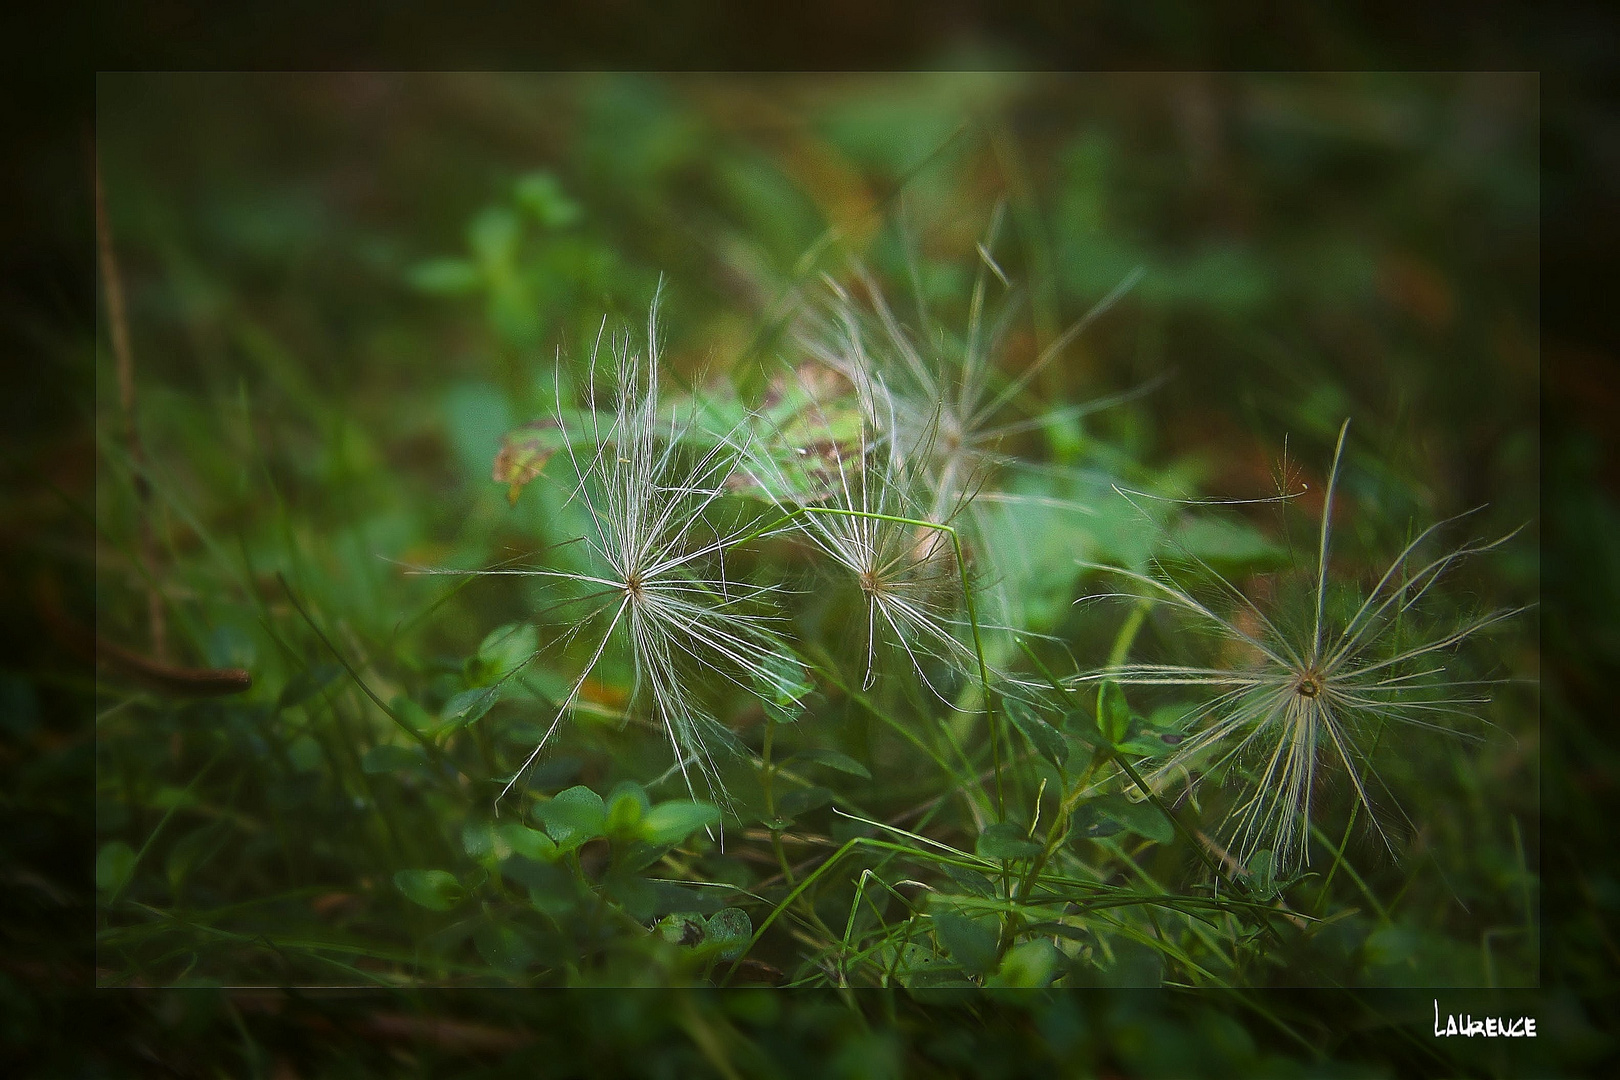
(1016, 638), (1292, 949)
(798, 507), (1003, 821)
(104, 747), (226, 908)
(760, 716), (796, 886)
(278, 573), (445, 760)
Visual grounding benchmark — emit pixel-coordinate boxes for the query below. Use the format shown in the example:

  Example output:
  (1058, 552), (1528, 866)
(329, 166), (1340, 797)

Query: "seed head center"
(624, 571), (645, 601)
(1295, 673), (1323, 699)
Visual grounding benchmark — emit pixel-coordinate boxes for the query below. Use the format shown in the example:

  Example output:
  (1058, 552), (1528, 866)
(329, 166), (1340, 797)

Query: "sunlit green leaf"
(497, 822), (559, 863)
(989, 938), (1062, 988)
(441, 686), (499, 729)
(638, 800), (720, 847)
(535, 786), (607, 850)
(605, 780), (650, 836)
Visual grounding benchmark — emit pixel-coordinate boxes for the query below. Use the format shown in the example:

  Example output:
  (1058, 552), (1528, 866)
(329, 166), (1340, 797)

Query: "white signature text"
(1434, 999), (1536, 1038)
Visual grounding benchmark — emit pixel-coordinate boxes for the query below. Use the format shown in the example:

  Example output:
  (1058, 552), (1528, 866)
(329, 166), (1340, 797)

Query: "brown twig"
(35, 572), (251, 697)
(95, 148), (168, 661)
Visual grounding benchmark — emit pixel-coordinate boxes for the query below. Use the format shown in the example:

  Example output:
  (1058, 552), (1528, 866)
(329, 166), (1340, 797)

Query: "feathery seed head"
(1072, 420), (1526, 874)
(443, 289), (810, 812)
(745, 374), (974, 694)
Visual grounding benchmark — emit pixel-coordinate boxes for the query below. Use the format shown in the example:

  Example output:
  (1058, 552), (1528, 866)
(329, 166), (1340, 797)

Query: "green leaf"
(534, 786), (607, 851)
(475, 622), (539, 682)
(391, 695), (438, 736)
(360, 744), (426, 774)
(1098, 681), (1130, 746)
(407, 258), (481, 295)
(791, 748), (871, 780)
(147, 785), (199, 811)
(638, 800), (720, 847)
(754, 651), (813, 724)
(777, 786), (833, 820)
(1064, 708), (1106, 749)
(657, 912), (707, 947)
(514, 171), (583, 229)
(441, 686), (500, 729)
(96, 841), (137, 895)
(933, 911), (1000, 977)
(473, 922), (536, 973)
(604, 780), (650, 837)
(1078, 794), (1174, 845)
(497, 822), (559, 863)
(462, 820), (499, 861)
(1146, 703), (1195, 731)
(468, 206), (521, 266)
(702, 907), (753, 962)
(989, 939), (1062, 988)
(1005, 700), (1069, 768)
(1101, 937), (1165, 988)
(287, 734), (324, 774)
(976, 822), (1042, 861)
(1113, 720), (1173, 758)
(393, 869), (463, 912)
(940, 863), (997, 899)
(1246, 849), (1278, 900)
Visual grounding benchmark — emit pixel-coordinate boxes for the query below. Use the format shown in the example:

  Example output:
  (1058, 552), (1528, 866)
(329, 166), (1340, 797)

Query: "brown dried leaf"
(492, 419), (562, 505)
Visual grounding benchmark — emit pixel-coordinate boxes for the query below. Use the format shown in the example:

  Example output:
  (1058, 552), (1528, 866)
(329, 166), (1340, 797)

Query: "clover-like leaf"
(394, 869), (463, 912)
(1245, 848), (1278, 900)
(497, 822), (559, 863)
(534, 786), (607, 851)
(408, 258), (481, 295)
(604, 780), (651, 837)
(702, 907), (753, 962)
(657, 911), (707, 947)
(474, 622), (539, 682)
(638, 800), (720, 847)
(473, 922), (537, 973)
(1075, 794), (1173, 845)
(988, 938), (1063, 988)
(777, 786), (834, 820)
